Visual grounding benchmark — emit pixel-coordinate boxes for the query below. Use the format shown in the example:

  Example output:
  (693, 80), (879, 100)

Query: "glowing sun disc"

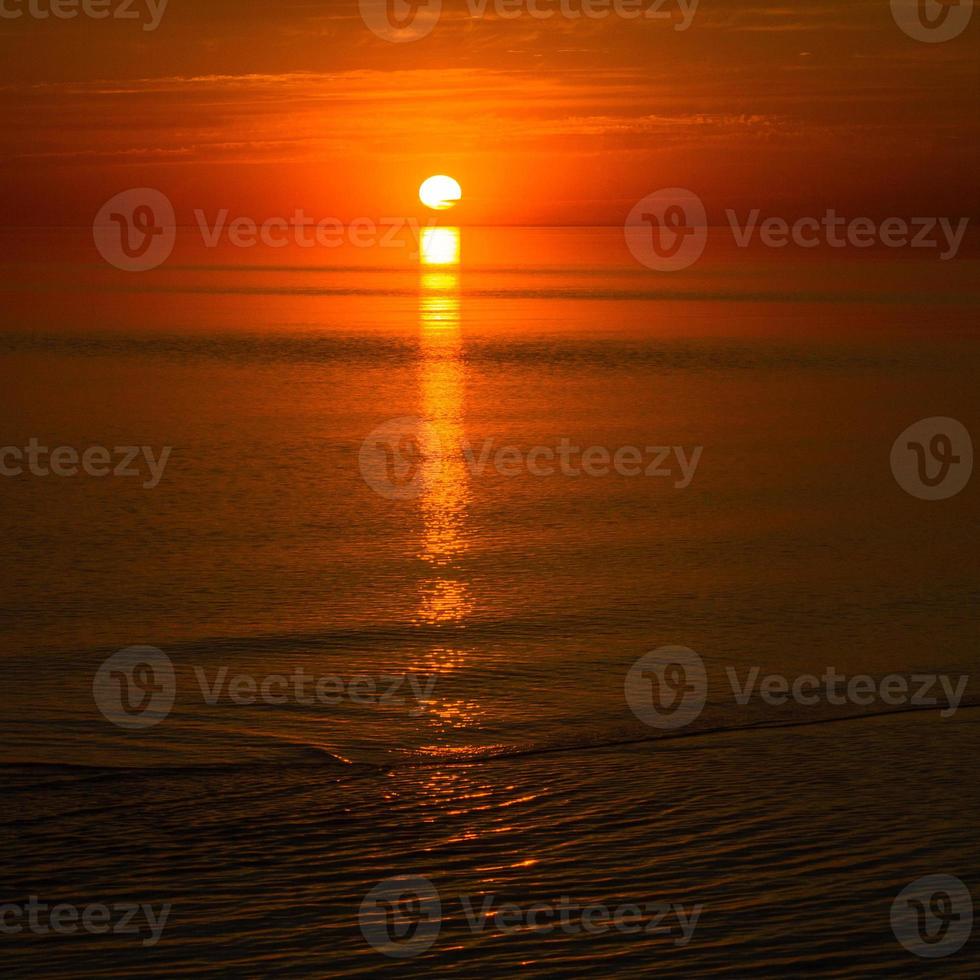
(420, 175), (462, 211)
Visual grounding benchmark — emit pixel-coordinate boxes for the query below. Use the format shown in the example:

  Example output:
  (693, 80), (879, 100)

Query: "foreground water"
(4, 712), (978, 978)
(1, 228), (978, 974)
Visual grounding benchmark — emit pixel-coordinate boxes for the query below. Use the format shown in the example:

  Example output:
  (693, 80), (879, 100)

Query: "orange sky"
(0, 0), (977, 225)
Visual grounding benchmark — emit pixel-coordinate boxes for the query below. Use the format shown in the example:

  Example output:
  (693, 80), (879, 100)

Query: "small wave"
(4, 702), (975, 787)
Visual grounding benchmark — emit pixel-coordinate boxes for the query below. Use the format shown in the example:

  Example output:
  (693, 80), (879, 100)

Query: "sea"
(1, 225), (978, 976)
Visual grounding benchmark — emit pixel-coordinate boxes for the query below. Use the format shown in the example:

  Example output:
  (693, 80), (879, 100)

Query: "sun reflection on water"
(411, 228), (488, 741)
(416, 227), (473, 627)
(420, 226), (461, 266)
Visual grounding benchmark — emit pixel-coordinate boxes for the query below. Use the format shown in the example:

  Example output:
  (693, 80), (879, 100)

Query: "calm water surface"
(1, 228), (978, 975)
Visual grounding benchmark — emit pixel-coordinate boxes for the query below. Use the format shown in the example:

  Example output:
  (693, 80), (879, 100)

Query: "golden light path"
(412, 227), (487, 737)
(416, 226), (471, 627)
(420, 226), (461, 266)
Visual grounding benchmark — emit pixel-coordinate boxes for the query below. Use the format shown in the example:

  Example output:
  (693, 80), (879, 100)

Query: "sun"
(419, 175), (462, 211)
